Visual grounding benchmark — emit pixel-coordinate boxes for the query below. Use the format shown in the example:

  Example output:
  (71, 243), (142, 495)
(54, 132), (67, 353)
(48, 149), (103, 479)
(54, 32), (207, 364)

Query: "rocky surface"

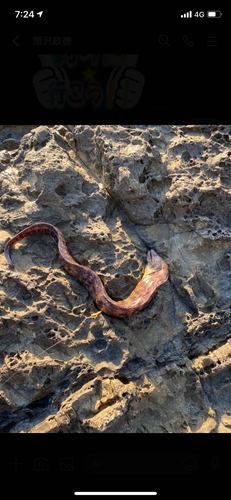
(0, 124), (231, 433)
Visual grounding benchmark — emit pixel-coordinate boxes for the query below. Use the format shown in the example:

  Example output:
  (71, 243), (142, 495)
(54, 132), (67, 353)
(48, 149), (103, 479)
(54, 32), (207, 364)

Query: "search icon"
(158, 34), (170, 46)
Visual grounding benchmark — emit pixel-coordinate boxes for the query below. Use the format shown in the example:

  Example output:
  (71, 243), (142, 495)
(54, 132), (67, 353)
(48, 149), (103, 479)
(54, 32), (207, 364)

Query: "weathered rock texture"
(0, 124), (231, 433)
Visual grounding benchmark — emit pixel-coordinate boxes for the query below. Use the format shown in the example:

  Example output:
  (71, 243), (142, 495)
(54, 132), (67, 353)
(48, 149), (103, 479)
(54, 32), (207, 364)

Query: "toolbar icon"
(181, 11), (192, 18)
(207, 36), (218, 47)
(158, 34), (170, 46)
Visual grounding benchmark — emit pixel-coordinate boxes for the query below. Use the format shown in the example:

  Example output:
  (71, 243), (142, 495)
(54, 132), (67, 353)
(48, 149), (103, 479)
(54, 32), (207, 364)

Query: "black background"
(0, 3), (230, 498)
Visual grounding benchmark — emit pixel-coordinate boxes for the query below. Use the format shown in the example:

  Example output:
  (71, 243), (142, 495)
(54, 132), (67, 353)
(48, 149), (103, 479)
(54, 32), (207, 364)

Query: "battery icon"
(207, 10), (222, 18)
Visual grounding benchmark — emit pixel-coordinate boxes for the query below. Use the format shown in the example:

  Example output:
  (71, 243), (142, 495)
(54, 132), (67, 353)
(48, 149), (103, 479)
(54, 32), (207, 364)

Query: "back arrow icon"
(12, 35), (19, 47)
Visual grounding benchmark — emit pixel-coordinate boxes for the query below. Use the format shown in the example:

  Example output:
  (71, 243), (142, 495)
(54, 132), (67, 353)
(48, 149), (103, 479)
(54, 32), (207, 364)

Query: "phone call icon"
(182, 35), (195, 47)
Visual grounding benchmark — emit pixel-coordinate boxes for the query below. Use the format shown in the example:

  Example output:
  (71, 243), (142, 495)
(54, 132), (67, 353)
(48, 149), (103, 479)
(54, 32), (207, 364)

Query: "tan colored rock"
(0, 124), (231, 432)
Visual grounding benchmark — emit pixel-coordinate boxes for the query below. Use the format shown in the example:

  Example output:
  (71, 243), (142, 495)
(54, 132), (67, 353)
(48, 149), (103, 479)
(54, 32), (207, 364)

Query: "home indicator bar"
(74, 494), (157, 497)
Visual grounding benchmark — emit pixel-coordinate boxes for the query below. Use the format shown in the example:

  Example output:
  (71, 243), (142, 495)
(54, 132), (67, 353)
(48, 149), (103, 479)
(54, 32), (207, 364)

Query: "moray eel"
(4, 222), (169, 318)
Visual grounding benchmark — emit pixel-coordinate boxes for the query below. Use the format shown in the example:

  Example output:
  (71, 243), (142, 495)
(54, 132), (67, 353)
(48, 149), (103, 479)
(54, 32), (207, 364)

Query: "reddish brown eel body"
(4, 222), (169, 318)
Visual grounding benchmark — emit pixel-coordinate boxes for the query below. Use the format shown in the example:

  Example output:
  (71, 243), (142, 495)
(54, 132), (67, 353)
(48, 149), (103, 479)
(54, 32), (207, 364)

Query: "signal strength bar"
(181, 11), (192, 18)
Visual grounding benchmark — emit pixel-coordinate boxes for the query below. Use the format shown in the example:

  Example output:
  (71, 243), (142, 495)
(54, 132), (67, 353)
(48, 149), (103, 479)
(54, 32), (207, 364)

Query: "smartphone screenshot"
(0, 5), (230, 499)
